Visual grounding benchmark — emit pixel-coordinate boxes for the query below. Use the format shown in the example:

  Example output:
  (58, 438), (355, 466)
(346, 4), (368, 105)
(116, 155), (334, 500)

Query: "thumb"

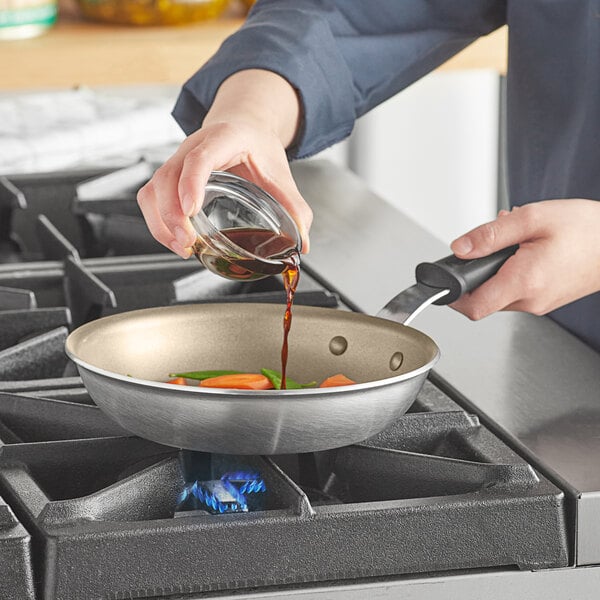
(451, 206), (535, 258)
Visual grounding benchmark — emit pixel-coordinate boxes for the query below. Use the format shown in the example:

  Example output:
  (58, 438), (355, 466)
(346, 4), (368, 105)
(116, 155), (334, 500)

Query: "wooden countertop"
(1, 13), (507, 90)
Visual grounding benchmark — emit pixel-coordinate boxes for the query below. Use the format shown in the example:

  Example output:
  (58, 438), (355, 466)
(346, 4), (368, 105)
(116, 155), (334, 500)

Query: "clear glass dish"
(190, 171), (301, 281)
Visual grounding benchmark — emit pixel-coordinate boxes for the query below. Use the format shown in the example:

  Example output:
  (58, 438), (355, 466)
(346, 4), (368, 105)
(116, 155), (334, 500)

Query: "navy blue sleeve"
(172, 0), (506, 159)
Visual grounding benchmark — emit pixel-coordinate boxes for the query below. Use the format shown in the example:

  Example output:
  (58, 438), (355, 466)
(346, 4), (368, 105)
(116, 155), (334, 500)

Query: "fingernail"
(171, 241), (189, 258)
(452, 237), (473, 255)
(301, 231), (310, 254)
(182, 194), (195, 217)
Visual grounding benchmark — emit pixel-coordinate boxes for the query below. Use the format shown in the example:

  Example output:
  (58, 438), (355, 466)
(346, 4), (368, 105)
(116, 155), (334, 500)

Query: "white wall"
(344, 69), (501, 245)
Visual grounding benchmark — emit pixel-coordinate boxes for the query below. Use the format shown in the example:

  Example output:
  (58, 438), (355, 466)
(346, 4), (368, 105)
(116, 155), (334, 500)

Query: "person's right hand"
(137, 70), (312, 259)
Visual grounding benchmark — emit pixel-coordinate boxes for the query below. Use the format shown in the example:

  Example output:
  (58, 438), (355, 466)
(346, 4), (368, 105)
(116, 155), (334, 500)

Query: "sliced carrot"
(319, 374), (356, 388)
(167, 377), (188, 386)
(200, 373), (274, 390)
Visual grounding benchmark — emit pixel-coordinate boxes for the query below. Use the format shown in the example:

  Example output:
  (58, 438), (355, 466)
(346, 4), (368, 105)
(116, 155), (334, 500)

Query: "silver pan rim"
(64, 302), (441, 399)
(65, 346), (440, 398)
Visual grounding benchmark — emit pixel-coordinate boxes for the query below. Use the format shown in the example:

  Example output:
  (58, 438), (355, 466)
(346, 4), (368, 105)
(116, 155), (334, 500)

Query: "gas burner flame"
(178, 471), (266, 514)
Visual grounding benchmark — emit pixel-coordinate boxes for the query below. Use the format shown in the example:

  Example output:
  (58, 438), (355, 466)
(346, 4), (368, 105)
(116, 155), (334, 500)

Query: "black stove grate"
(0, 383), (569, 600)
(0, 494), (35, 600)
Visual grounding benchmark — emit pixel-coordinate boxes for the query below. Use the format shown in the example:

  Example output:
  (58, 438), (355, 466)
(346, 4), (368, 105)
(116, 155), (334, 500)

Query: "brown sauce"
(280, 252), (300, 389)
(193, 227), (298, 281)
(193, 227), (301, 389)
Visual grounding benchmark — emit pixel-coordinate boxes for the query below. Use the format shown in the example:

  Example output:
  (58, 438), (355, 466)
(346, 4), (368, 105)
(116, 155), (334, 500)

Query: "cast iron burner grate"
(0, 382), (569, 600)
(0, 494), (35, 599)
(0, 165), (163, 263)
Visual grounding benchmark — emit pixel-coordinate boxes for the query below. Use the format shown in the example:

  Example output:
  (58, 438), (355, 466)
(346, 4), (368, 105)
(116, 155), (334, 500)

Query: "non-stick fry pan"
(65, 246), (517, 454)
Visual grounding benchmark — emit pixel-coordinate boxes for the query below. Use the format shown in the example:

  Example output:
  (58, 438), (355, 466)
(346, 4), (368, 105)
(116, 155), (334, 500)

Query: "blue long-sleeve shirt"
(173, 0), (600, 353)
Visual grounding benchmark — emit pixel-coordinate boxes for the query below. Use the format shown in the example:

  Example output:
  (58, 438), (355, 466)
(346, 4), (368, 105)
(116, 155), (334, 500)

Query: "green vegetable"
(169, 369), (244, 381)
(261, 368), (316, 390)
(168, 368), (317, 389)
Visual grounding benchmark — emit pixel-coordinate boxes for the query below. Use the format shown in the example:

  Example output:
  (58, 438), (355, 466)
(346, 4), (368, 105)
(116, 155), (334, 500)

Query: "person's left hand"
(449, 199), (600, 319)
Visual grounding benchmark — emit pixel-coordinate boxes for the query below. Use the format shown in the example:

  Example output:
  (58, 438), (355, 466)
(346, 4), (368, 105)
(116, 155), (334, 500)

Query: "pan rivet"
(389, 352), (404, 371)
(329, 336), (348, 355)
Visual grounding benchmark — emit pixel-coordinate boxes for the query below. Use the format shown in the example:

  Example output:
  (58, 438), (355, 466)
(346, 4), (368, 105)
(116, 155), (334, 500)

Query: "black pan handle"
(415, 245), (519, 305)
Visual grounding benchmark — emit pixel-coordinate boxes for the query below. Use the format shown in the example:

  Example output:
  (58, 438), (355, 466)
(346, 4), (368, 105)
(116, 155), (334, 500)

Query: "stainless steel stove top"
(294, 160), (600, 567)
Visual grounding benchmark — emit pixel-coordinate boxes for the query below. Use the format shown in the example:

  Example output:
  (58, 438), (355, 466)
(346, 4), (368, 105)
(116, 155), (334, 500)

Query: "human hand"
(137, 70), (312, 259)
(449, 199), (600, 319)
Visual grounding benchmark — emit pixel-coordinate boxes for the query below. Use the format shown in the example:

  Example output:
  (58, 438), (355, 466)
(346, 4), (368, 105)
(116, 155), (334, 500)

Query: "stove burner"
(224, 471), (267, 495)
(177, 472), (266, 515)
(179, 480), (244, 514)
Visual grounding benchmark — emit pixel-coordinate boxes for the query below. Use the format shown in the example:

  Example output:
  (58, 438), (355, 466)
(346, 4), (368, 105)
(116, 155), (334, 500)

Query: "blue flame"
(178, 470), (266, 514)
(222, 471), (266, 495)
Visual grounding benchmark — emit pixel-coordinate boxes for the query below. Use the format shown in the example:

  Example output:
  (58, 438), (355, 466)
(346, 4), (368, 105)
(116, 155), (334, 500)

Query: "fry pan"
(65, 246), (517, 454)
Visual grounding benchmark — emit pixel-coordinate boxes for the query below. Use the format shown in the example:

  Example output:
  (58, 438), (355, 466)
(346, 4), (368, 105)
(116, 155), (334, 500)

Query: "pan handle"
(377, 245), (519, 326)
(415, 244), (519, 305)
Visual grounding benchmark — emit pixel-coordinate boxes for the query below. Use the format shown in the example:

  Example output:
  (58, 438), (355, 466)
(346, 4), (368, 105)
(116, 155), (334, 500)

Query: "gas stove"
(0, 160), (598, 600)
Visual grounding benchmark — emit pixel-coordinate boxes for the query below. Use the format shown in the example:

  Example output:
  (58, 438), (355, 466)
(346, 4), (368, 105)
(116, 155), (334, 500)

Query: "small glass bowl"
(190, 171), (301, 281)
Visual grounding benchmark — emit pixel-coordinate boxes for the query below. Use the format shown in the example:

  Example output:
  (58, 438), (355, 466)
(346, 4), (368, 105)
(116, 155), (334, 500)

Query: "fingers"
(449, 253), (522, 319)
(450, 244), (561, 319)
(449, 205), (536, 318)
(451, 204), (539, 258)
(448, 207), (533, 316)
(138, 154), (197, 256)
(138, 131), (233, 259)
(177, 123), (246, 217)
(177, 151), (212, 218)
(137, 178), (192, 259)
(138, 121), (313, 259)
(138, 126), (240, 259)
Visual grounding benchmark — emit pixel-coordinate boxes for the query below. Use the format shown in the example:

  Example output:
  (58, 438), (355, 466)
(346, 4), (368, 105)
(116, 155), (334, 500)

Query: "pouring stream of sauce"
(280, 252), (300, 389)
(194, 227), (301, 389)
